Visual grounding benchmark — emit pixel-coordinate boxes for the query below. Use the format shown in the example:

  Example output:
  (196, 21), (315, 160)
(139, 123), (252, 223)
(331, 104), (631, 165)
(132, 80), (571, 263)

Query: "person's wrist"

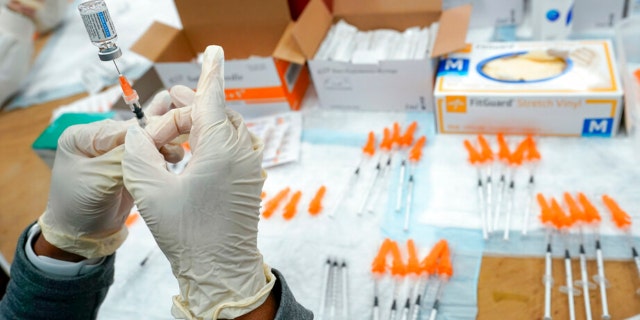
(33, 232), (85, 262)
(234, 289), (277, 320)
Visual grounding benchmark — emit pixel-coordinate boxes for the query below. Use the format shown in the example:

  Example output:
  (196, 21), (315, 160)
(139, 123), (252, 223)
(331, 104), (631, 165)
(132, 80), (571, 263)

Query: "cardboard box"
(130, 0), (311, 114)
(291, 0), (471, 112)
(433, 40), (623, 137)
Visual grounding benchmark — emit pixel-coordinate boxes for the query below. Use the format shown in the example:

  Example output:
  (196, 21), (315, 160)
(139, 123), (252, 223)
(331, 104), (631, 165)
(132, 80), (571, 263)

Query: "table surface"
(1, 37), (639, 320)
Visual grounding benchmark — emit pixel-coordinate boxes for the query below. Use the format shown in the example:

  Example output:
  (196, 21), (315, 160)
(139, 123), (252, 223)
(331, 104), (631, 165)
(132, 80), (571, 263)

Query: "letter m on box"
(582, 118), (613, 137)
(438, 58), (469, 76)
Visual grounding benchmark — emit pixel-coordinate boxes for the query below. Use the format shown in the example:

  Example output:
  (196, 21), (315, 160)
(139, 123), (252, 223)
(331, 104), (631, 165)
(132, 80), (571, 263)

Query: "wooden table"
(1, 37), (639, 320)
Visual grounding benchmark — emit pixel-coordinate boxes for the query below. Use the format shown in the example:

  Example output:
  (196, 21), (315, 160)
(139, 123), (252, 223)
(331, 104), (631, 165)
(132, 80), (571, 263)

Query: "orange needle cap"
(537, 194), (553, 225)
(262, 187), (290, 219)
(406, 239), (421, 275)
(381, 127), (392, 151)
(371, 239), (393, 274)
(602, 195), (632, 229)
(497, 133), (511, 161)
(464, 140), (482, 165)
(392, 122), (401, 146)
(119, 75), (135, 97)
(282, 190), (302, 220)
(578, 193), (601, 223)
(408, 136), (427, 162)
(438, 243), (453, 278)
(308, 186), (327, 216)
(420, 239), (447, 275)
(401, 122), (418, 147)
(564, 193), (585, 223)
(363, 131), (376, 156)
(389, 240), (406, 276)
(477, 135), (493, 162)
(525, 135), (541, 161)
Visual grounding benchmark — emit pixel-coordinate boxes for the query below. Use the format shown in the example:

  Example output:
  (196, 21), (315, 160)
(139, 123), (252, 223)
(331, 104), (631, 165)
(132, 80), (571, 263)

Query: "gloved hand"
(38, 89), (191, 259)
(122, 46), (275, 319)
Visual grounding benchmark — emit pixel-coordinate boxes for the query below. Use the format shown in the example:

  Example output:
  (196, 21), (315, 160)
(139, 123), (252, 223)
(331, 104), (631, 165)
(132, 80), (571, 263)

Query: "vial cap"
(98, 46), (122, 61)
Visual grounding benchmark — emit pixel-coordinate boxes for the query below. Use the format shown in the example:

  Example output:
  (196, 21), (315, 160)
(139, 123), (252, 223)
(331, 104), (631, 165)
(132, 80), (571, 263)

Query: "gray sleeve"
(0, 224), (115, 320)
(272, 268), (314, 319)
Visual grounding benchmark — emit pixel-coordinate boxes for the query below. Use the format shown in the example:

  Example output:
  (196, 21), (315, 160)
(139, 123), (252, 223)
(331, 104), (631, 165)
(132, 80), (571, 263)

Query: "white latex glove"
(38, 89), (189, 259)
(122, 46), (275, 320)
(0, 6), (34, 106)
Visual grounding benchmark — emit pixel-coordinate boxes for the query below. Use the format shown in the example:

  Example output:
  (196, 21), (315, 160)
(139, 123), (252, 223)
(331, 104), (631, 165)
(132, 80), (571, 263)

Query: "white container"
(531, 0), (575, 40)
(615, 17), (640, 135)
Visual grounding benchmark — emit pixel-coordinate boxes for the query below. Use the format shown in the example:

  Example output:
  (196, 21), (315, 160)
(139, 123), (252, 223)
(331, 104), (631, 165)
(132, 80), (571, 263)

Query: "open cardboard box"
(291, 0), (472, 112)
(127, 0), (311, 116)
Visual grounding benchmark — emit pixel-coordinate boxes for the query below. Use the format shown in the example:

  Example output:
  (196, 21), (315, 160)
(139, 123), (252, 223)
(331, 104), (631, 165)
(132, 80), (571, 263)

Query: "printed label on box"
(582, 118), (614, 137)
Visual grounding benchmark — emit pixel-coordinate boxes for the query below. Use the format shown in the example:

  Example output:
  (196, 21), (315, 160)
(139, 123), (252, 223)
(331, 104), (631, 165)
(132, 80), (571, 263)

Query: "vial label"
(81, 10), (117, 42)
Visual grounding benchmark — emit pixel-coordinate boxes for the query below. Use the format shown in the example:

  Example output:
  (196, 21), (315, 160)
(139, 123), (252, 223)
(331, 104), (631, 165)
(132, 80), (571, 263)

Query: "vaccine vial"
(78, 0), (122, 61)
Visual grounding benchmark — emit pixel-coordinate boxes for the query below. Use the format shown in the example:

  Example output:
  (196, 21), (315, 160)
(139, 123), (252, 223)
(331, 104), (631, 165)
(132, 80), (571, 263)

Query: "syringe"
(578, 193), (610, 320)
(403, 136), (427, 232)
(551, 199), (579, 320)
(522, 136), (541, 236)
(537, 194), (555, 320)
(601, 195), (640, 296)
(565, 193), (594, 320)
(464, 140), (489, 240)
(118, 74), (147, 127)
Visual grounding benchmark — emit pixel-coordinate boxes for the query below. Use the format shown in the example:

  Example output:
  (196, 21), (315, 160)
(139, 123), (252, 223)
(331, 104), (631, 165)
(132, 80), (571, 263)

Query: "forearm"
(0, 223), (115, 320)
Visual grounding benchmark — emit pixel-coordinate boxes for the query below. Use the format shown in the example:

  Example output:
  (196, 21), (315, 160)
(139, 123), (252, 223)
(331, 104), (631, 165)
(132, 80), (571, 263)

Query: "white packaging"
(531, 0), (575, 40)
(314, 24), (336, 60)
(412, 28), (431, 60)
(572, 0), (625, 33)
(369, 29), (401, 61)
(434, 40), (623, 137)
(331, 25), (357, 62)
(628, 0), (640, 17)
(444, 0), (524, 28)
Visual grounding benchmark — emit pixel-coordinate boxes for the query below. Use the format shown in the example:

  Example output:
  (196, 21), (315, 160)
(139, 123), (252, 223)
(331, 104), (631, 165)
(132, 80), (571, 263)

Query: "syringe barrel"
(78, 0), (122, 61)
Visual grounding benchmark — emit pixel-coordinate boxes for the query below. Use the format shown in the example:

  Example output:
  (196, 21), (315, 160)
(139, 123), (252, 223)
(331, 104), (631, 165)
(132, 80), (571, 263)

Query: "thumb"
(193, 45), (226, 129)
(122, 125), (174, 201)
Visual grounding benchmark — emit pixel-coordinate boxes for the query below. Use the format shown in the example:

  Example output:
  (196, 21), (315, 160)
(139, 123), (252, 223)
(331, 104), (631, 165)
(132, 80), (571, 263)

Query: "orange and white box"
(433, 40), (623, 137)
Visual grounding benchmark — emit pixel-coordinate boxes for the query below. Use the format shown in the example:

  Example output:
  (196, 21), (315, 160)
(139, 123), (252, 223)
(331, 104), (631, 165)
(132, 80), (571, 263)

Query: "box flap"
(175, 0), (291, 59)
(273, 22), (306, 65)
(334, 0), (441, 15)
(430, 4), (471, 57)
(339, 12), (441, 31)
(292, 0), (333, 59)
(112, 67), (165, 111)
(131, 22), (195, 62)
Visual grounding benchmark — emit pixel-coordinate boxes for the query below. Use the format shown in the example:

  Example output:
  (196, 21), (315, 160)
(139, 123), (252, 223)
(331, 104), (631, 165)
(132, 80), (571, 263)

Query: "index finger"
(58, 119), (129, 158)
